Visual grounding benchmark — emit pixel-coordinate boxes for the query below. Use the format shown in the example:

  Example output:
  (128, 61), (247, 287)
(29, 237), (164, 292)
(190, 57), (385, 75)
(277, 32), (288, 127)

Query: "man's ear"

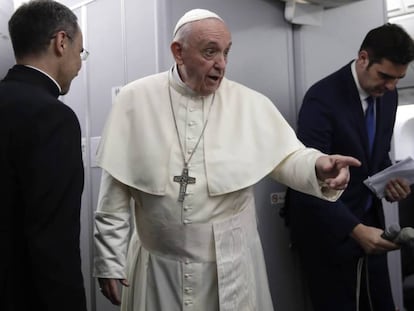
(52, 31), (68, 57)
(358, 50), (369, 66)
(170, 41), (183, 65)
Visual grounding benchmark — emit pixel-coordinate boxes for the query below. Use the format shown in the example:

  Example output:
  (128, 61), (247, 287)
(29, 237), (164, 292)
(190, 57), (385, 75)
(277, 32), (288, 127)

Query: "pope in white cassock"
(93, 8), (361, 311)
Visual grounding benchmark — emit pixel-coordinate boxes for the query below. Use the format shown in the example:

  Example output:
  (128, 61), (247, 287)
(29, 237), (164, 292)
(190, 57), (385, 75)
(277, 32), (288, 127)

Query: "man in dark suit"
(0, 1), (88, 310)
(286, 24), (414, 311)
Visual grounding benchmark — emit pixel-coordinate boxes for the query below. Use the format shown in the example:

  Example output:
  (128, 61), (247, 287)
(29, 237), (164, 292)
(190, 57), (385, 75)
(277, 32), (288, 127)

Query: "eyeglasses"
(66, 33), (89, 61)
(80, 49), (89, 61)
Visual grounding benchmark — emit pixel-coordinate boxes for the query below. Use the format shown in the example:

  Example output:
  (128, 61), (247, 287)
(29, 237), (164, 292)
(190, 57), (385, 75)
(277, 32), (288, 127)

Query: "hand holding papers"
(363, 157), (414, 199)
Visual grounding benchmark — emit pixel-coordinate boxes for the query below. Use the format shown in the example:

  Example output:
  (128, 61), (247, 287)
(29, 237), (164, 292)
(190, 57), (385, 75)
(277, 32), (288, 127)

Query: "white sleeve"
(269, 148), (342, 202)
(93, 169), (132, 278)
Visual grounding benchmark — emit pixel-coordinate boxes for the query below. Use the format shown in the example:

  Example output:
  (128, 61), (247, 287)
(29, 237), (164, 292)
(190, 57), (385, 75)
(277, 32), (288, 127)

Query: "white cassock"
(93, 66), (341, 311)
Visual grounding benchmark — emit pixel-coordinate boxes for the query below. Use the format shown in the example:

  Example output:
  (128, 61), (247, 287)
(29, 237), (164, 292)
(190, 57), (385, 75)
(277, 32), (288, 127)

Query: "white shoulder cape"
(96, 70), (306, 196)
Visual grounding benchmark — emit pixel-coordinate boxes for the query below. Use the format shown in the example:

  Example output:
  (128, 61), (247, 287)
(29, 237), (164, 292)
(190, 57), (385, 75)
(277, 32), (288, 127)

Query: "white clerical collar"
(171, 64), (198, 96)
(24, 65), (62, 94)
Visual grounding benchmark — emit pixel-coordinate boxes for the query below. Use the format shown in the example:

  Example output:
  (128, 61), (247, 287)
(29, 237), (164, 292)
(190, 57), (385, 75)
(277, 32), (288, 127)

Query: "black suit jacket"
(287, 62), (398, 261)
(0, 65), (87, 310)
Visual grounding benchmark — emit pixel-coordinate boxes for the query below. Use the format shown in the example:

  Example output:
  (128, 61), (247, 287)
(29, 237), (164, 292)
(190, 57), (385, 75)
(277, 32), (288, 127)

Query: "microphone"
(382, 224), (414, 249)
(381, 224), (401, 241)
(395, 227), (414, 248)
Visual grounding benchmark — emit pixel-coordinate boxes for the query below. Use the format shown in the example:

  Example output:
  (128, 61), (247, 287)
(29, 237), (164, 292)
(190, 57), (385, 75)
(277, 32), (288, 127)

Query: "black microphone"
(381, 223), (401, 241)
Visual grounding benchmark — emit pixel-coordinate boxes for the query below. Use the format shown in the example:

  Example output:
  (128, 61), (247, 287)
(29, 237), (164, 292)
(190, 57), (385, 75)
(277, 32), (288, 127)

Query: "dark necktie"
(365, 96), (375, 211)
(365, 96), (375, 156)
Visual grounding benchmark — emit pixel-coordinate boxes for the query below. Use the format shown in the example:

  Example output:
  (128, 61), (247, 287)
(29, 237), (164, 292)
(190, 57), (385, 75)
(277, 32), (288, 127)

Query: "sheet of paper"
(363, 157), (414, 199)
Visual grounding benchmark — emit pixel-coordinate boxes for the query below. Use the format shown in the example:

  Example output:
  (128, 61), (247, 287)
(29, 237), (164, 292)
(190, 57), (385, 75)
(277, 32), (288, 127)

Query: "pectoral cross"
(173, 167), (196, 202)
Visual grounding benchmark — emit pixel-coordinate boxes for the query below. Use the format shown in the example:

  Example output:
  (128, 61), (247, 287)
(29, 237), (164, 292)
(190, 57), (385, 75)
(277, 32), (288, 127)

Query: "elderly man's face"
(178, 19), (232, 96)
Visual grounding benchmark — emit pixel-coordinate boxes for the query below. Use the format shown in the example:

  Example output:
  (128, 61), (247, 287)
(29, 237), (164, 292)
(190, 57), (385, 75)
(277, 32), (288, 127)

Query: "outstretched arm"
(270, 149), (359, 201)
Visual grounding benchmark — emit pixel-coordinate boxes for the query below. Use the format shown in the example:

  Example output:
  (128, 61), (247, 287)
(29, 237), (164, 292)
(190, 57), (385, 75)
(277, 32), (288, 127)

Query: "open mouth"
(208, 75), (220, 81)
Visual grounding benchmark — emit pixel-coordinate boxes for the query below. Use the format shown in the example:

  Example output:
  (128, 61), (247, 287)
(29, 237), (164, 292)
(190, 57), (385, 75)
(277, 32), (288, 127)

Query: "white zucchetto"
(173, 8), (223, 37)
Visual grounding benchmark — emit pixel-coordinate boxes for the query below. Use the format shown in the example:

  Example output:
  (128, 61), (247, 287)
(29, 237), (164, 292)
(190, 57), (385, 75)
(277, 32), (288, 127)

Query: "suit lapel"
(342, 67), (372, 163)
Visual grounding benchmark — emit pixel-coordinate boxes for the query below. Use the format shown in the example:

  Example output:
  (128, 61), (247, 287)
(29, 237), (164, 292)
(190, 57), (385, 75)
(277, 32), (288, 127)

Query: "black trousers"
(297, 250), (395, 311)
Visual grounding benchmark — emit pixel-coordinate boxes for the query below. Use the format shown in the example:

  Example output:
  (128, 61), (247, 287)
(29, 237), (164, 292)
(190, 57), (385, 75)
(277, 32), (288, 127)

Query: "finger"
(108, 293), (121, 306)
(402, 183), (411, 194)
(328, 167), (350, 189)
(99, 287), (115, 304)
(394, 177), (410, 186)
(395, 183), (408, 198)
(98, 281), (109, 298)
(108, 281), (122, 305)
(325, 178), (347, 190)
(379, 239), (400, 251)
(387, 182), (408, 200)
(396, 181), (411, 197)
(388, 184), (403, 201)
(337, 155), (361, 168)
(106, 289), (121, 305)
(120, 279), (130, 287)
(99, 279), (122, 306)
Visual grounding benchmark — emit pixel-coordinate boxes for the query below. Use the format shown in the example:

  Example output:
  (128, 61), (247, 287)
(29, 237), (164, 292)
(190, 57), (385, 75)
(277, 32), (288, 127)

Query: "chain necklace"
(168, 79), (215, 202)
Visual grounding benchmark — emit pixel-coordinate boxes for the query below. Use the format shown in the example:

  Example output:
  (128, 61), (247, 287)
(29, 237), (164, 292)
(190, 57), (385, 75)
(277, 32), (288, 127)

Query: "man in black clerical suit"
(0, 1), (88, 310)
